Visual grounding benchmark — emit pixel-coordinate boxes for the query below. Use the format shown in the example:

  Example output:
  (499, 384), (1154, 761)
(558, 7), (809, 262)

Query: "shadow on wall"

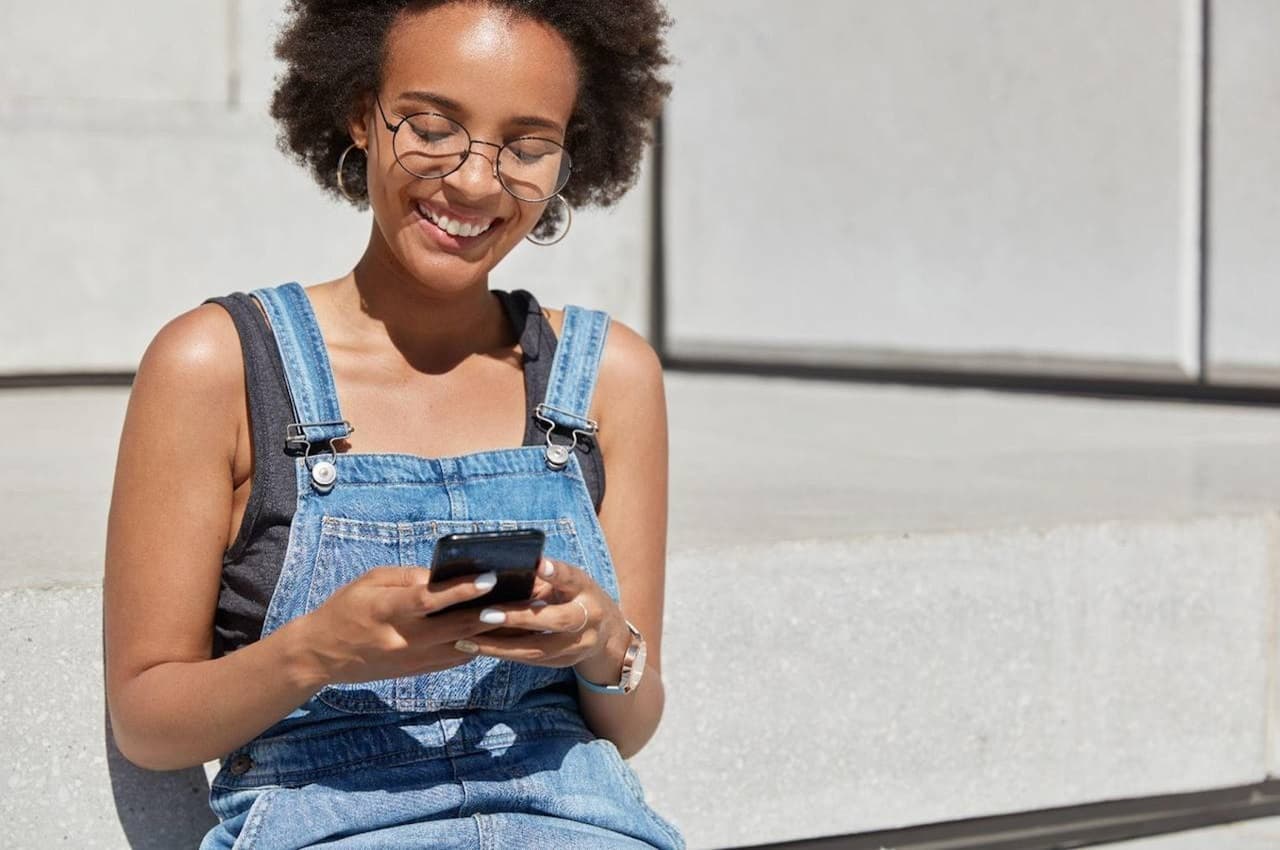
(103, 637), (215, 847)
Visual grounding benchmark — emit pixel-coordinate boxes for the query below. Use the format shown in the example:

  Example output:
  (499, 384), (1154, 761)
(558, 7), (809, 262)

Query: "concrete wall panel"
(2, 2), (229, 104)
(1206, 0), (1280, 386)
(0, 105), (367, 372)
(663, 0), (1203, 377)
(0, 99), (648, 373)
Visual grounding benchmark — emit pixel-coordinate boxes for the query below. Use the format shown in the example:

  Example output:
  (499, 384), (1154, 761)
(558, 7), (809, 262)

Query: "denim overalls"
(199, 281), (684, 850)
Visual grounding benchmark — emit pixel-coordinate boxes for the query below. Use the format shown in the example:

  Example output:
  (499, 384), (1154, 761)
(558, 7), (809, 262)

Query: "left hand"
(451, 556), (628, 683)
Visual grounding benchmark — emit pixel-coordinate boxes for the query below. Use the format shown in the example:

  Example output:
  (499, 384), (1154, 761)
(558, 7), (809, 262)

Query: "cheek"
(364, 156), (409, 222)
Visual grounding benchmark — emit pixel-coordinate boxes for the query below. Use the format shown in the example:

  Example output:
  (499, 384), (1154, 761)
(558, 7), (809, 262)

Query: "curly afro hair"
(269, 0), (673, 237)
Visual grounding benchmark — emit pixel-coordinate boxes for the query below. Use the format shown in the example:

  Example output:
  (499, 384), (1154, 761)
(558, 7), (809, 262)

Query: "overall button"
(228, 754), (254, 776)
(311, 459), (337, 489)
(545, 444), (571, 469)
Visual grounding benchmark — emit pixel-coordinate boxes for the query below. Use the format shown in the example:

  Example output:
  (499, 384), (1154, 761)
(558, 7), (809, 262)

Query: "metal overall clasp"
(533, 403), (598, 471)
(285, 419), (355, 493)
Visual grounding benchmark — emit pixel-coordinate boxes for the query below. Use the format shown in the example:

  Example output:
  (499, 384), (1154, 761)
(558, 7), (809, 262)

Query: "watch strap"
(574, 620), (643, 695)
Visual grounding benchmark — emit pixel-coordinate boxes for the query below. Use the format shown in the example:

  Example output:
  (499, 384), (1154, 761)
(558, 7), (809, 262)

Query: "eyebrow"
(395, 89), (565, 134)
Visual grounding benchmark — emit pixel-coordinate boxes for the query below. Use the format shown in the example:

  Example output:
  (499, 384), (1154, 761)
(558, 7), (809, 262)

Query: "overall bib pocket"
(303, 515), (589, 714)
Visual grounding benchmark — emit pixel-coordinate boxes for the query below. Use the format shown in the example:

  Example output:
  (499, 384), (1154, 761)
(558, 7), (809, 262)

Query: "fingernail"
(530, 600), (549, 609)
(454, 639), (479, 653)
(479, 608), (506, 625)
(473, 571), (497, 591)
(539, 558), (555, 577)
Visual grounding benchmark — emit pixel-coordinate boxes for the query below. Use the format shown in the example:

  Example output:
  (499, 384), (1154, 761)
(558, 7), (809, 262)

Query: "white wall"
(663, 0), (1204, 379)
(0, 1), (650, 374)
(2, 0), (1277, 385)
(1207, 0), (1280, 386)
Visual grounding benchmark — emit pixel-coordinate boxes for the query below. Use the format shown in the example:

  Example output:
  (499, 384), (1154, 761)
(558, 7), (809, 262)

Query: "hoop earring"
(336, 143), (365, 202)
(525, 194), (572, 246)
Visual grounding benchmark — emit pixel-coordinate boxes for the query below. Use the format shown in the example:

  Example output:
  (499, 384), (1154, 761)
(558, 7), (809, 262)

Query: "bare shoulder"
(133, 302), (245, 435)
(117, 301), (249, 503)
(543, 305), (664, 433)
(597, 315), (663, 406)
(141, 301), (244, 378)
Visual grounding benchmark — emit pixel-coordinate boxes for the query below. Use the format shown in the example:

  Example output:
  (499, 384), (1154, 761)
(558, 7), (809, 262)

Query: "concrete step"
(5, 376), (1280, 848)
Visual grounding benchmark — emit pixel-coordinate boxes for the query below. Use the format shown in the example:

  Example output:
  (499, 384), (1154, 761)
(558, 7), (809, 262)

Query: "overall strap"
(249, 282), (353, 454)
(536, 304), (610, 470)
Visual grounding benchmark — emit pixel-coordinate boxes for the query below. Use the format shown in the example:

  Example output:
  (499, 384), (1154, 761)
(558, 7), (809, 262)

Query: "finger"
(528, 576), (557, 603)
(380, 569), (499, 621)
(455, 630), (581, 663)
(536, 557), (588, 594)
(402, 603), (512, 642)
(474, 598), (591, 635)
(365, 565), (433, 588)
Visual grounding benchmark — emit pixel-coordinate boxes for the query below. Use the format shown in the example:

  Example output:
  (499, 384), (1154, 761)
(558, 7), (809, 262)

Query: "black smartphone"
(426, 528), (545, 615)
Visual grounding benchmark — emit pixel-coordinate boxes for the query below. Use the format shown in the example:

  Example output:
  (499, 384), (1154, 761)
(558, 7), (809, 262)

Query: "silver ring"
(572, 599), (589, 633)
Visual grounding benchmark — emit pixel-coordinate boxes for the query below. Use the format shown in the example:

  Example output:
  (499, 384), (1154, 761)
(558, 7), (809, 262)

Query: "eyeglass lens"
(392, 113), (571, 202)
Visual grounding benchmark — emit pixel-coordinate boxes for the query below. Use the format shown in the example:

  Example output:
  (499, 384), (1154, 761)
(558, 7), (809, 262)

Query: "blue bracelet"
(574, 667), (627, 695)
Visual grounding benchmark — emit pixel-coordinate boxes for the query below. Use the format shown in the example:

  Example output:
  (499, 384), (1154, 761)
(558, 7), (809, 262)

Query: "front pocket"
(305, 516), (587, 714)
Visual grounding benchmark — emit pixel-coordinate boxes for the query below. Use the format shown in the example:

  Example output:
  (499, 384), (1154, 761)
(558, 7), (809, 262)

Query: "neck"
(325, 224), (514, 372)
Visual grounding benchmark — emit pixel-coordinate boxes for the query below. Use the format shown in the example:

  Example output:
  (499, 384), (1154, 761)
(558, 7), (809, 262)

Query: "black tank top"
(201, 287), (606, 659)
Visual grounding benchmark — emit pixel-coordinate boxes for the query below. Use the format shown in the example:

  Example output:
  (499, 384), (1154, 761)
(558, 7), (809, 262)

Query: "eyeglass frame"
(372, 93), (571, 203)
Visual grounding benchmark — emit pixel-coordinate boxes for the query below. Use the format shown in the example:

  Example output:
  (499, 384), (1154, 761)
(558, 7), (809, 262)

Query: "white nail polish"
(479, 608), (506, 624)
(473, 571), (497, 591)
(540, 558), (555, 577)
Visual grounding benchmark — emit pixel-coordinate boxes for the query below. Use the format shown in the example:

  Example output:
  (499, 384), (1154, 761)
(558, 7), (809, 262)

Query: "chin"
(396, 243), (494, 288)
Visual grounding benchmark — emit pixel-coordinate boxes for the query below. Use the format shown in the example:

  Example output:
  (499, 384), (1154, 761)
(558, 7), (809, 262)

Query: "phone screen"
(426, 528), (545, 615)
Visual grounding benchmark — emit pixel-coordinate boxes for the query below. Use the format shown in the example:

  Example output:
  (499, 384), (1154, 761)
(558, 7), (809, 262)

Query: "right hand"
(294, 565), (505, 686)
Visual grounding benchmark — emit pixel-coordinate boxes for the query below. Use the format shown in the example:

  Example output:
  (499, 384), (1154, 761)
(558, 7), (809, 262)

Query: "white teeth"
(418, 203), (494, 238)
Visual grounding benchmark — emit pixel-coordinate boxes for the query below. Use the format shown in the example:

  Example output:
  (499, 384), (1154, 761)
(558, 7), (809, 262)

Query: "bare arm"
(103, 303), (331, 770)
(104, 304), (506, 771)
(572, 318), (672, 758)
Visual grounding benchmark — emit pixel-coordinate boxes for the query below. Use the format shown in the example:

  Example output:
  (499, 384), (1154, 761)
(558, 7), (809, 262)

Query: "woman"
(102, 1), (682, 847)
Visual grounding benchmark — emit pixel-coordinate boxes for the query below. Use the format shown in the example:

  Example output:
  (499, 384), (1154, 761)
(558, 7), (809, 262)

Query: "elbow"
(616, 678), (666, 760)
(108, 716), (169, 772)
(111, 728), (196, 772)
(109, 726), (158, 771)
(107, 696), (191, 773)
(616, 719), (660, 759)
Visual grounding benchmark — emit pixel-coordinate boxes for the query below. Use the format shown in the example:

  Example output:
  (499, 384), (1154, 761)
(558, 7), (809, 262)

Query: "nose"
(445, 140), (504, 198)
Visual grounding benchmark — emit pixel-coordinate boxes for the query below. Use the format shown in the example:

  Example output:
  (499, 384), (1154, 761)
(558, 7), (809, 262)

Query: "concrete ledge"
(2, 586), (216, 847)
(636, 513), (1278, 847)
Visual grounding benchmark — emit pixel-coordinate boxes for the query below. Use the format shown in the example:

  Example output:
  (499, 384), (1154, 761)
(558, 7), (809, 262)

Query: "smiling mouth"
(415, 201), (500, 239)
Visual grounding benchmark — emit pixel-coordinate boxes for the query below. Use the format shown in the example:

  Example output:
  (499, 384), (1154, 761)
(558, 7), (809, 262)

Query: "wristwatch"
(574, 619), (646, 695)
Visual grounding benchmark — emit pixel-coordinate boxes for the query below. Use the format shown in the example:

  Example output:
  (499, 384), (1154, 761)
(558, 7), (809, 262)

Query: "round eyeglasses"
(374, 95), (572, 203)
